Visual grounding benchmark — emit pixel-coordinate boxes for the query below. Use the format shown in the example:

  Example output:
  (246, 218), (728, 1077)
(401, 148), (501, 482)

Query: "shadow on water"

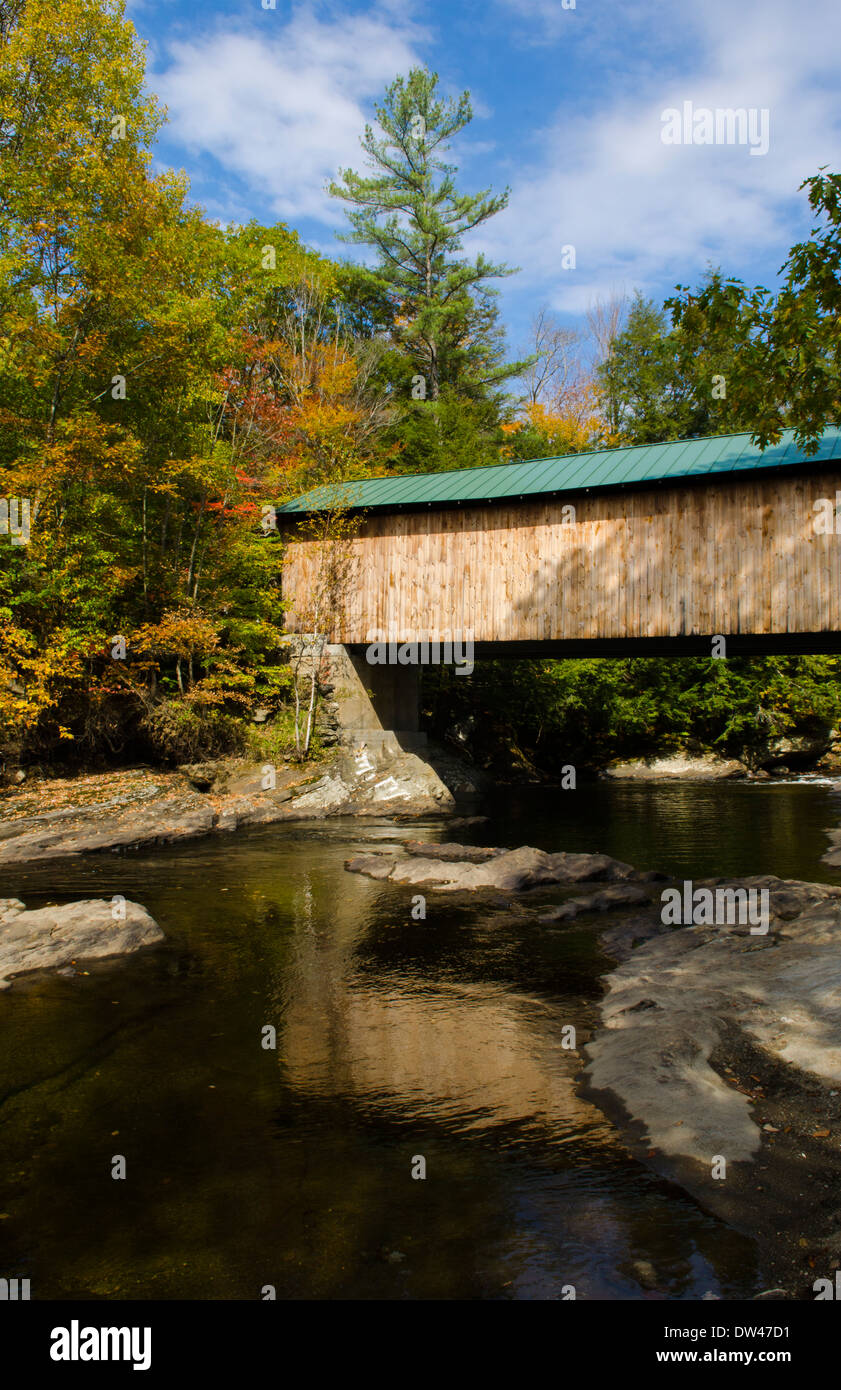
(1, 780), (840, 1299)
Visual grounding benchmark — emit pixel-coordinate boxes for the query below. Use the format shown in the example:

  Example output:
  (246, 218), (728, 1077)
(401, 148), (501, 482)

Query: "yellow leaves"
(503, 391), (615, 460)
(0, 620), (83, 737)
(132, 610), (221, 660)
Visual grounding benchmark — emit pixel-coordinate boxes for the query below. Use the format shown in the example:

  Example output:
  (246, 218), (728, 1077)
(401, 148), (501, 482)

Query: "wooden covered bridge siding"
(281, 469), (841, 651)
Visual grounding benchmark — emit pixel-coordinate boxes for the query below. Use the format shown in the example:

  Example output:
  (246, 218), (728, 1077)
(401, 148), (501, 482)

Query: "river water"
(2, 778), (841, 1301)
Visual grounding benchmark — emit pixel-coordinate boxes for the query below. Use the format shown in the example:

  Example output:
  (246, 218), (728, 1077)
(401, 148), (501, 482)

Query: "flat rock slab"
(584, 876), (841, 1165)
(344, 854), (399, 880)
(0, 897), (164, 989)
(537, 884), (651, 922)
(602, 753), (749, 781)
(0, 802), (218, 863)
(346, 843), (637, 893)
(401, 841), (506, 863)
(0, 743), (467, 865)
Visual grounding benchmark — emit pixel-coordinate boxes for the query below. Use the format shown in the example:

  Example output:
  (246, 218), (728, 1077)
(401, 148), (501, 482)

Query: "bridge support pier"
(319, 643), (425, 750)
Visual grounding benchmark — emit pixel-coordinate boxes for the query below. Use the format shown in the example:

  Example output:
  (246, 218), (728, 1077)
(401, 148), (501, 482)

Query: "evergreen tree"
(328, 68), (525, 408)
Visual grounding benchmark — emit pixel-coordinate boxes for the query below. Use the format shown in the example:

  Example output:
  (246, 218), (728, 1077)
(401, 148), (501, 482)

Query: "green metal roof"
(278, 427), (841, 514)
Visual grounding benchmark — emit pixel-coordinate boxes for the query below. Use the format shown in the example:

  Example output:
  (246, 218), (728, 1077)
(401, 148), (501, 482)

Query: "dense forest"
(2, 0), (841, 778)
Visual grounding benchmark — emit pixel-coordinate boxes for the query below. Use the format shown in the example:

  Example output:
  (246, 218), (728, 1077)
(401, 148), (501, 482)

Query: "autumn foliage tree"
(0, 0), (383, 766)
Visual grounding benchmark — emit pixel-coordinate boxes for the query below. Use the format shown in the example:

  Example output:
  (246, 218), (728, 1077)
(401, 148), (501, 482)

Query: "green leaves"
(668, 171), (841, 452)
(424, 655), (841, 772)
(596, 289), (749, 444)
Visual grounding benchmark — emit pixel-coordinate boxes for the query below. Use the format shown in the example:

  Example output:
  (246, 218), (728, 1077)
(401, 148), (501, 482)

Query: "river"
(2, 778), (840, 1300)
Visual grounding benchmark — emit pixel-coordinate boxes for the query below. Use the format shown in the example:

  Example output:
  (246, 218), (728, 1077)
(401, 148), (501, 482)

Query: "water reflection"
(2, 779), (836, 1299)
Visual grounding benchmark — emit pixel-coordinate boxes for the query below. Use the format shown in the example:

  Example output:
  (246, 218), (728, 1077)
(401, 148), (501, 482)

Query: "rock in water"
(0, 897), (164, 990)
(583, 876), (841, 1165)
(346, 843), (637, 892)
(401, 841), (506, 863)
(538, 885), (651, 922)
(602, 753), (748, 781)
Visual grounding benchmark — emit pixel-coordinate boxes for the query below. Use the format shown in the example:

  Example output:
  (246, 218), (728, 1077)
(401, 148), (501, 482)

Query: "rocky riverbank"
(0, 740), (484, 867)
(4, 769), (841, 1295)
(582, 874), (841, 1297)
(602, 740), (841, 781)
(347, 838), (841, 1297)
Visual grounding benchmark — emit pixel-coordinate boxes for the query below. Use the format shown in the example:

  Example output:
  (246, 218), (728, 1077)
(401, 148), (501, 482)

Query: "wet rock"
(0, 897), (164, 989)
(537, 885), (651, 922)
(536, 901), (580, 923)
(602, 753), (749, 781)
(347, 844), (638, 894)
(343, 854), (398, 880)
(631, 1259), (659, 1290)
(584, 876), (841, 1165)
(401, 841), (506, 863)
(597, 915), (669, 960)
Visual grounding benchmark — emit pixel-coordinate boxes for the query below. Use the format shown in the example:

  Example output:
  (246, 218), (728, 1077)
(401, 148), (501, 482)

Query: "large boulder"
(755, 731), (830, 769)
(0, 897), (164, 989)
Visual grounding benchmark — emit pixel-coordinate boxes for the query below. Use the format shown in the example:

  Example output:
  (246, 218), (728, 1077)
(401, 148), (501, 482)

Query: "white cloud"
(151, 4), (428, 224)
(477, 0), (841, 317)
(148, 0), (841, 338)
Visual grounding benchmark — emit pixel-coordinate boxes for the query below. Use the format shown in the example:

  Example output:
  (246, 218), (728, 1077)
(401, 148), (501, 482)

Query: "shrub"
(140, 700), (247, 764)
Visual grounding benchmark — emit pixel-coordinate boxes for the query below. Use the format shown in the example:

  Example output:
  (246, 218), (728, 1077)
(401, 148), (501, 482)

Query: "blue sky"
(128, 0), (841, 361)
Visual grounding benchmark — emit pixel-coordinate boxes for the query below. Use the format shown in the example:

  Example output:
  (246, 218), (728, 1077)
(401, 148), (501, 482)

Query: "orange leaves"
(131, 610), (221, 661)
(37, 415), (142, 490)
(218, 307), (370, 498)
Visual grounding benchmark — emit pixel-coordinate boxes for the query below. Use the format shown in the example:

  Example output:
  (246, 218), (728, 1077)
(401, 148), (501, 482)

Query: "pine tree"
(328, 67), (522, 404)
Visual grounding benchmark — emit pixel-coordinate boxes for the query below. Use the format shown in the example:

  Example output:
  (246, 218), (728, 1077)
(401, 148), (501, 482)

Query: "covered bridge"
(280, 428), (841, 655)
(277, 428), (841, 737)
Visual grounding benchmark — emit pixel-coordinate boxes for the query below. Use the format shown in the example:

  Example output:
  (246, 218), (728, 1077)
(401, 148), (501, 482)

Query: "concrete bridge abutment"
(290, 638), (424, 751)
